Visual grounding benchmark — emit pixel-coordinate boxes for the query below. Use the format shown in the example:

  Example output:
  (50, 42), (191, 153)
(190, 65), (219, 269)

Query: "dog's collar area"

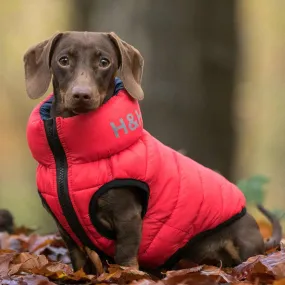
(39, 77), (124, 120)
(28, 84), (143, 166)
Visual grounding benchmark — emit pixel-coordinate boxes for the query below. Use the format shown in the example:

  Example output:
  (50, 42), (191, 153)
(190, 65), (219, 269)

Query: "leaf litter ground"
(0, 221), (284, 285)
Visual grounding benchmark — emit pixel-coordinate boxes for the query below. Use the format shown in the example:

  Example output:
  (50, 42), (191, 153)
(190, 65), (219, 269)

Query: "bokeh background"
(0, 0), (285, 233)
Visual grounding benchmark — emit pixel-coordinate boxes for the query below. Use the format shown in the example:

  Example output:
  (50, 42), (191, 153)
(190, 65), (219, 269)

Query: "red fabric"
(27, 90), (246, 268)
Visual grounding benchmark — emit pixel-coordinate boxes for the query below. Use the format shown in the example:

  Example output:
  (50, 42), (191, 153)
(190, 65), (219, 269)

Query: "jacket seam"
(141, 151), (181, 256)
(144, 138), (148, 181)
(145, 216), (190, 235)
(220, 180), (225, 222)
(192, 166), (205, 232)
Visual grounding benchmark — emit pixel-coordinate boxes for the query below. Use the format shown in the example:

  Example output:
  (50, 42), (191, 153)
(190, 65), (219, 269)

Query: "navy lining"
(40, 96), (53, 120)
(39, 77), (124, 120)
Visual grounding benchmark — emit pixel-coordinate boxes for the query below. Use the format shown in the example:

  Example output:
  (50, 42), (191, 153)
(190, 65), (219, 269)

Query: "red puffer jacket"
(27, 80), (246, 269)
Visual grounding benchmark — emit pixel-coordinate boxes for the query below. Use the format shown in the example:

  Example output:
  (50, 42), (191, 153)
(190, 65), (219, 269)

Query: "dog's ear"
(108, 32), (144, 100)
(23, 33), (62, 99)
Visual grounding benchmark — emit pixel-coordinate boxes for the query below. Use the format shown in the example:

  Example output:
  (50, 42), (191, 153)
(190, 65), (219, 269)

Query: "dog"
(24, 31), (282, 273)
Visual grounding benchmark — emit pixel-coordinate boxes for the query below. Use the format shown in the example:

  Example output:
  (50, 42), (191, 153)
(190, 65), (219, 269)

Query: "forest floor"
(0, 220), (284, 285)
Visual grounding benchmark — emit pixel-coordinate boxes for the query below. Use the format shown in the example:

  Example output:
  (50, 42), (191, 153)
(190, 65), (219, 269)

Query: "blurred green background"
(0, 0), (285, 233)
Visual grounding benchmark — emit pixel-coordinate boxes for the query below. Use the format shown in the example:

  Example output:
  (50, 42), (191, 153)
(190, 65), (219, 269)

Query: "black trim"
(161, 207), (247, 269)
(38, 191), (60, 223)
(43, 118), (113, 262)
(89, 179), (150, 240)
(38, 191), (114, 264)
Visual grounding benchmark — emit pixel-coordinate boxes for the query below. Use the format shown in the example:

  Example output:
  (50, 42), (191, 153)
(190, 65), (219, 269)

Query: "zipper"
(44, 118), (95, 249)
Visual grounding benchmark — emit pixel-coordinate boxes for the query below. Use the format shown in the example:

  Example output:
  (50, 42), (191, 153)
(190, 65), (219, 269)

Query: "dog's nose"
(72, 86), (92, 101)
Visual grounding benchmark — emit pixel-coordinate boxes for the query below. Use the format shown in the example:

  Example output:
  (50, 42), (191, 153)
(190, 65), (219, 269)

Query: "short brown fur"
(24, 31), (282, 273)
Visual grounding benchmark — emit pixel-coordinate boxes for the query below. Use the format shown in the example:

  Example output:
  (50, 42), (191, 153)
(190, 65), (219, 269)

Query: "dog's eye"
(99, 57), (110, 68)
(58, 56), (69, 67)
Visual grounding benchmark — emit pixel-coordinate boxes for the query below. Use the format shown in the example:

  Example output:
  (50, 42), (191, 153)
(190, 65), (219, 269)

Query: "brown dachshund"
(23, 31), (282, 273)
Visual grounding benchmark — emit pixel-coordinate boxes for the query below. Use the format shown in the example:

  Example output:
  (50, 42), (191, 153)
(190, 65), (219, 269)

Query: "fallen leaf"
(0, 274), (56, 284)
(233, 250), (285, 282)
(274, 278), (285, 285)
(85, 246), (104, 275)
(98, 264), (151, 284)
(129, 280), (158, 285)
(41, 261), (73, 276)
(30, 238), (54, 254)
(165, 265), (203, 278)
(8, 263), (22, 276)
(0, 233), (11, 250)
(12, 252), (49, 273)
(163, 274), (220, 285)
(231, 281), (253, 285)
(0, 251), (17, 277)
(13, 225), (38, 235)
(200, 265), (237, 282)
(1, 219), (285, 284)
(164, 265), (237, 285)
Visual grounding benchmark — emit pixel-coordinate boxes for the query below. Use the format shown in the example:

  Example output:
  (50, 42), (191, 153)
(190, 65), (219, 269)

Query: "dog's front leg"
(98, 188), (143, 268)
(113, 212), (142, 268)
(57, 224), (94, 273)
(111, 189), (143, 268)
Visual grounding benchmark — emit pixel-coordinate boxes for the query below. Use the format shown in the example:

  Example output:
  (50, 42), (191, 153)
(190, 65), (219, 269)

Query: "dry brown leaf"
(8, 263), (22, 276)
(0, 274), (57, 284)
(233, 250), (285, 283)
(85, 246), (104, 275)
(0, 251), (17, 277)
(200, 265), (237, 282)
(27, 234), (62, 252)
(12, 252), (49, 274)
(57, 268), (97, 283)
(41, 261), (73, 275)
(1, 226), (285, 284)
(163, 273), (220, 285)
(129, 280), (158, 285)
(274, 278), (285, 285)
(0, 232), (70, 265)
(231, 281), (253, 285)
(0, 233), (11, 250)
(28, 234), (70, 263)
(165, 265), (203, 278)
(30, 238), (54, 253)
(164, 265), (237, 285)
(13, 225), (38, 235)
(98, 264), (151, 284)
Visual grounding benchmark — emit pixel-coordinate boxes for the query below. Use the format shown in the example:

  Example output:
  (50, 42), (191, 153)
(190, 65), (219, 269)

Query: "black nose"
(72, 86), (92, 101)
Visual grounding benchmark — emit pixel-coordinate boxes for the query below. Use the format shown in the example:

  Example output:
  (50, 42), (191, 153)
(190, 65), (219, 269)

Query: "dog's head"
(24, 32), (144, 115)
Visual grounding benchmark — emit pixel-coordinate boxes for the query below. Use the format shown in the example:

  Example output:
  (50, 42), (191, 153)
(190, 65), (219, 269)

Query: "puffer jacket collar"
(27, 78), (144, 165)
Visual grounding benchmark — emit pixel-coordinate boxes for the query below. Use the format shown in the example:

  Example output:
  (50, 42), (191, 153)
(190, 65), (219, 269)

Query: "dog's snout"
(72, 86), (92, 101)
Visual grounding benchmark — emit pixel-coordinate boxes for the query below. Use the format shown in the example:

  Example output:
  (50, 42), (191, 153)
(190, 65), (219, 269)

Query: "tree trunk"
(70, 0), (238, 178)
